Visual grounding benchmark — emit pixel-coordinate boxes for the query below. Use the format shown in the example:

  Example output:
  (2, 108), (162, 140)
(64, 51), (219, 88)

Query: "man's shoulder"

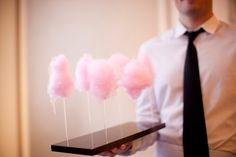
(223, 21), (236, 30)
(219, 20), (236, 35)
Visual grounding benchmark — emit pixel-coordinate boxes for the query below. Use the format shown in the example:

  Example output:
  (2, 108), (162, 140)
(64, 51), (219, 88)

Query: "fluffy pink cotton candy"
(120, 54), (154, 99)
(108, 53), (129, 80)
(108, 53), (129, 70)
(88, 59), (117, 100)
(47, 54), (74, 98)
(75, 54), (92, 91)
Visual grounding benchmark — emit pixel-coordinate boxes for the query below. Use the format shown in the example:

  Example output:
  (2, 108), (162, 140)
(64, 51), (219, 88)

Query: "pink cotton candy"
(108, 53), (129, 80)
(88, 59), (117, 100)
(108, 53), (129, 71)
(47, 54), (74, 98)
(75, 54), (92, 91)
(120, 55), (154, 99)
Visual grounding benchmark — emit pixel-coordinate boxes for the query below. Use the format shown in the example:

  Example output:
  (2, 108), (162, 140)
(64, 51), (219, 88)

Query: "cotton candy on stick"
(47, 54), (74, 113)
(88, 59), (117, 143)
(108, 53), (129, 135)
(120, 54), (154, 99)
(120, 54), (156, 126)
(47, 54), (73, 146)
(74, 54), (95, 147)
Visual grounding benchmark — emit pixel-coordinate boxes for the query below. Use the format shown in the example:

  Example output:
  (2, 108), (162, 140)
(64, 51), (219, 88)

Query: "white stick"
(63, 99), (69, 146)
(116, 94), (124, 138)
(103, 100), (108, 144)
(87, 92), (94, 148)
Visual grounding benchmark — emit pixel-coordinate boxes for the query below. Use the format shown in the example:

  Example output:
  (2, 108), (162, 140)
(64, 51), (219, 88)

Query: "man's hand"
(99, 143), (132, 157)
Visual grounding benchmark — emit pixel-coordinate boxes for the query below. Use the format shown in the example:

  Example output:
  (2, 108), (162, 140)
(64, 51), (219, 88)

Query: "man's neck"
(180, 12), (213, 31)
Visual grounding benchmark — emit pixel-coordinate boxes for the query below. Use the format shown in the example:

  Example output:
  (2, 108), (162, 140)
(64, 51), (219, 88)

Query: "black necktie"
(183, 28), (209, 157)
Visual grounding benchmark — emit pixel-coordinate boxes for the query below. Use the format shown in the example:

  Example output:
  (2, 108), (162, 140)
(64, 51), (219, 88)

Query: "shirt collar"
(173, 15), (220, 38)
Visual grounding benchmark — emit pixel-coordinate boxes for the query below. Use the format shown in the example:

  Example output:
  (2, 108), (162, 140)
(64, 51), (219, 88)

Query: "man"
(101, 0), (236, 156)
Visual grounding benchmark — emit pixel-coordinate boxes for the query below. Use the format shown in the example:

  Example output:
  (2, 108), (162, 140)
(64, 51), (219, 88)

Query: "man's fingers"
(111, 143), (131, 154)
(111, 147), (119, 153)
(119, 144), (127, 150)
(100, 143), (132, 156)
(99, 151), (115, 157)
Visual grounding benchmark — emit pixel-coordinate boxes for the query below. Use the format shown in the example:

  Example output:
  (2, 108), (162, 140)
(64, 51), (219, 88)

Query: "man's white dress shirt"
(134, 16), (236, 157)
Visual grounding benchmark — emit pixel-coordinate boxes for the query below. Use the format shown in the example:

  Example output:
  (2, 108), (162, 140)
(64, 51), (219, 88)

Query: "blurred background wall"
(0, 0), (20, 157)
(0, 0), (236, 157)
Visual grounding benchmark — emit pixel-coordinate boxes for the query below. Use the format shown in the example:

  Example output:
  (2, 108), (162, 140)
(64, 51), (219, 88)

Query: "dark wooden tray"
(51, 122), (165, 156)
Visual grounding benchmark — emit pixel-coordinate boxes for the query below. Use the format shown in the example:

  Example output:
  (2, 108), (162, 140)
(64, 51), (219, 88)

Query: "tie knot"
(186, 28), (205, 42)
